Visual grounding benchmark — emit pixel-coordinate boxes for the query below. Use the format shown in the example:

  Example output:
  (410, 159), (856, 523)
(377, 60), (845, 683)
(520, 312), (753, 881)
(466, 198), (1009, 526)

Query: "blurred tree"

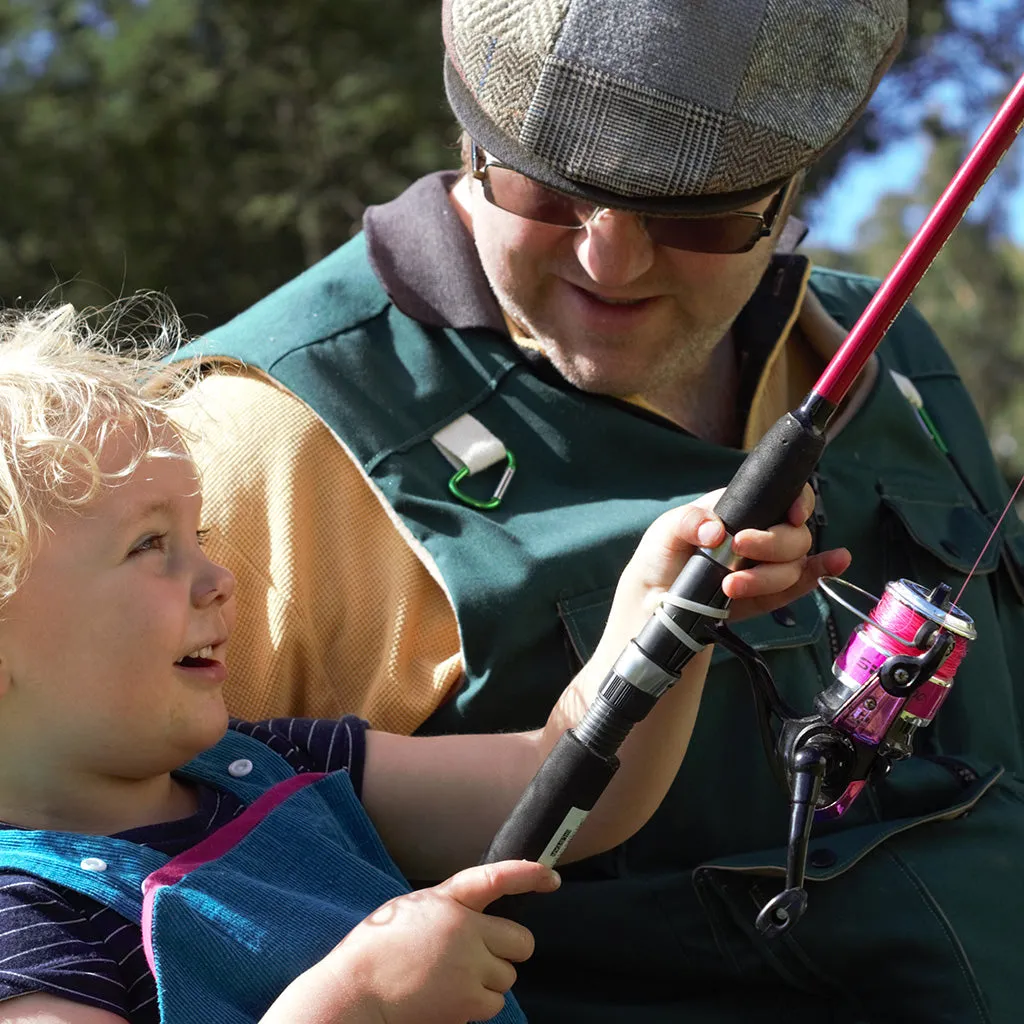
(802, 0), (1024, 482)
(0, 0), (456, 328)
(2, 0), (1024, 335)
(802, 0), (1023, 203)
(808, 123), (1024, 481)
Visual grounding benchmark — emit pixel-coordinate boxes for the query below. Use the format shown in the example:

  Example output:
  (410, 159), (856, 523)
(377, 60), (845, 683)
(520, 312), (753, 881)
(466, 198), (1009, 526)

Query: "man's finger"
(727, 547), (851, 618)
(437, 860), (561, 913)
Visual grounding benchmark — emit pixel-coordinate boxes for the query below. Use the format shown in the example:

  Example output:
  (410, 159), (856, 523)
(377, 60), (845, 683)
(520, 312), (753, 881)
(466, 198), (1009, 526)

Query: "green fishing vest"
(178, 235), (1024, 1023)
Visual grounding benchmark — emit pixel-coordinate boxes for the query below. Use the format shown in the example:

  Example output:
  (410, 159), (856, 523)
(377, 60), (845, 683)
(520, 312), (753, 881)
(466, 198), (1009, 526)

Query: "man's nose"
(574, 208), (655, 287)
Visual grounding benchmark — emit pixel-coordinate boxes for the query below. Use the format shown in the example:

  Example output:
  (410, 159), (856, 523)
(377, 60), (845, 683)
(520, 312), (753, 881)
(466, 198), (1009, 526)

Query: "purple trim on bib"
(140, 772), (326, 976)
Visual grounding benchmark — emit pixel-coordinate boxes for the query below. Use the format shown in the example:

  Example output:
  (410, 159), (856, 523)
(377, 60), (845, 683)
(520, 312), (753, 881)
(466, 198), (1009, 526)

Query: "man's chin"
(542, 351), (644, 399)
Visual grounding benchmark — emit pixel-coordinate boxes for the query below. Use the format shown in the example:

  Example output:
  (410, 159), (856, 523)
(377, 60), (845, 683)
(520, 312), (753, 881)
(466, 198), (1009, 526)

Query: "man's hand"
(271, 860), (558, 1024)
(604, 484), (850, 647)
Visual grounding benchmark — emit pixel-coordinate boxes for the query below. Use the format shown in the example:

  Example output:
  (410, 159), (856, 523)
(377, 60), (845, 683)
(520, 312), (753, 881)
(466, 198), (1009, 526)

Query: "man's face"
(456, 172), (782, 404)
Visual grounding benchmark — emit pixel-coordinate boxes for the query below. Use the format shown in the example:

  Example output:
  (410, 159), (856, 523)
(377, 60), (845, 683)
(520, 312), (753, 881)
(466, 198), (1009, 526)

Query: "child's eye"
(196, 528), (211, 548)
(130, 533), (167, 555)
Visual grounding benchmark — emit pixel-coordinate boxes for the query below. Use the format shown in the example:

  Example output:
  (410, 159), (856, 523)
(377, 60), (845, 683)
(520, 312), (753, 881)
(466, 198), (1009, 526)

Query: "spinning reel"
(712, 576), (977, 938)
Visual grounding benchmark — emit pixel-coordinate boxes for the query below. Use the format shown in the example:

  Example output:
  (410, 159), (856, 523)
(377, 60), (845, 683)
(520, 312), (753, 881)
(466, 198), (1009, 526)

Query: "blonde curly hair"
(0, 299), (198, 602)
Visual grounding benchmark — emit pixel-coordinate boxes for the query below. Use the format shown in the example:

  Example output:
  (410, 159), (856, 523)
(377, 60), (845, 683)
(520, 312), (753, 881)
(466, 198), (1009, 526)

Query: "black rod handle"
(481, 729), (619, 865)
(713, 408), (830, 535)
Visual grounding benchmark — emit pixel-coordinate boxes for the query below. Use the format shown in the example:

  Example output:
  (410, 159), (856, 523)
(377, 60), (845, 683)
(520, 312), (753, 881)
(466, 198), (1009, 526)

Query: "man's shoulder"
(807, 265), (883, 315)
(807, 264), (955, 377)
(176, 230), (391, 369)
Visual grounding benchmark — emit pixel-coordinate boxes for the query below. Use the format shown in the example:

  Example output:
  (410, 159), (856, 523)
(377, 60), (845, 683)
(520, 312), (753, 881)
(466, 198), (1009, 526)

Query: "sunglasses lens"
(645, 215), (762, 254)
(485, 166), (589, 227)
(481, 158), (776, 254)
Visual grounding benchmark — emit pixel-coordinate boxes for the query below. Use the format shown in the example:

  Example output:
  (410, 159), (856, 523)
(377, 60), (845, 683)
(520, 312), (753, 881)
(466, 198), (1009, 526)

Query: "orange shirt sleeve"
(171, 369), (463, 735)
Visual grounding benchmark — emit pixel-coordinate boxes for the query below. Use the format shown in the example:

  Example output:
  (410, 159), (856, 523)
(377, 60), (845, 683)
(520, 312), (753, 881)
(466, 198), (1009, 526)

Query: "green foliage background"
(2, 0), (1024, 478)
(0, 0), (457, 329)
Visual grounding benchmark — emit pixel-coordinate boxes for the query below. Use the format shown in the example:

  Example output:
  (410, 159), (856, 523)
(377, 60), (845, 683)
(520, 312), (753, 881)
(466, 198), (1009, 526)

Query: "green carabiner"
(448, 450), (517, 511)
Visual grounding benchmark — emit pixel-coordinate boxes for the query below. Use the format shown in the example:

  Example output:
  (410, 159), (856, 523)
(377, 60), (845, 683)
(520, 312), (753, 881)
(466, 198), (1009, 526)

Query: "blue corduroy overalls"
(0, 730), (526, 1023)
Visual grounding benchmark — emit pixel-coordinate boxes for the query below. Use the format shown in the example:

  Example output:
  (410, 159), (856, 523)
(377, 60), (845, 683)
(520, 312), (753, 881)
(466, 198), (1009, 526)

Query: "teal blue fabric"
(0, 731), (525, 1024)
(176, 240), (1024, 1022)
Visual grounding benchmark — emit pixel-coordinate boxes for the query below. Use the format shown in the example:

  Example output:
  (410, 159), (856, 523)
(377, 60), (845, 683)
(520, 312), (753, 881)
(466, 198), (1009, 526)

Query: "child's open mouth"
(174, 646), (226, 683)
(176, 645), (215, 668)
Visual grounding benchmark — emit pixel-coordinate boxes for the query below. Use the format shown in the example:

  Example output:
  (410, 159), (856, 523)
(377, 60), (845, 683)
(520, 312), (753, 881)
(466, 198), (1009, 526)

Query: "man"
(173, 2), (1024, 1021)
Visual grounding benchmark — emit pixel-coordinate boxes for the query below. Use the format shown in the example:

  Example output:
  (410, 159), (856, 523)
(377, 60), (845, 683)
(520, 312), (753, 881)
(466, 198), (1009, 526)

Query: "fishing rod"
(483, 70), (1024, 932)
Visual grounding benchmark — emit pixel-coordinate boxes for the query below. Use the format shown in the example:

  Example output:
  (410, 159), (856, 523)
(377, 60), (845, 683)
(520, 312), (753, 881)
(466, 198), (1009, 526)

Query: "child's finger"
(647, 501), (724, 552)
(723, 559), (805, 600)
(726, 547), (851, 610)
(480, 913), (536, 964)
(437, 860), (561, 913)
(786, 483), (816, 526)
(477, 949), (520, 993)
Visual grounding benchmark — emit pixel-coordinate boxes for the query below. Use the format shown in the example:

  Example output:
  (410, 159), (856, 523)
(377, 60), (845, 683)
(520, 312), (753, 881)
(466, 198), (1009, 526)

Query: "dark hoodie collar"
(363, 170), (506, 332)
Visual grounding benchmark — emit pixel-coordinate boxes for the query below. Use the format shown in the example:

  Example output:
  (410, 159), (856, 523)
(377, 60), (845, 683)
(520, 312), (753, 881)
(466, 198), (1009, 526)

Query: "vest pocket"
(877, 478), (1024, 769)
(557, 585), (616, 667)
(709, 589), (829, 667)
(996, 512), (1024, 603)
(878, 478), (1003, 576)
(694, 764), (1011, 1022)
(877, 476), (1024, 602)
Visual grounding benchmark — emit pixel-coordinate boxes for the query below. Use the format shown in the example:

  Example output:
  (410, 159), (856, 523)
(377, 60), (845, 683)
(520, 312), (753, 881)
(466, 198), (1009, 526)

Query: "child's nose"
(194, 555), (236, 608)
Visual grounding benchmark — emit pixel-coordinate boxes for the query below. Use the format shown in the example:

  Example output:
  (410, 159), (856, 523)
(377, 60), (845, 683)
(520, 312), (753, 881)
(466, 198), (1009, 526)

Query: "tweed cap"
(443, 0), (907, 215)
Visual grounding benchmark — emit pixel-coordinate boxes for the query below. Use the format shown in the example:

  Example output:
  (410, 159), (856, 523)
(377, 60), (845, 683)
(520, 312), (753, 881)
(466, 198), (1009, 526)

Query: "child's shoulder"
(228, 715), (370, 795)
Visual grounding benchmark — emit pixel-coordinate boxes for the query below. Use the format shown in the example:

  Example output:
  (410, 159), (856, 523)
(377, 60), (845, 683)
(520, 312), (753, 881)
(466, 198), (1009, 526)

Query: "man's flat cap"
(443, 0), (907, 214)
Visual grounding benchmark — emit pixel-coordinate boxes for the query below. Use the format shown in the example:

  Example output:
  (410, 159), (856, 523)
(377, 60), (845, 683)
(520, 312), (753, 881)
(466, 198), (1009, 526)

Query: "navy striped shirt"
(0, 716), (368, 1021)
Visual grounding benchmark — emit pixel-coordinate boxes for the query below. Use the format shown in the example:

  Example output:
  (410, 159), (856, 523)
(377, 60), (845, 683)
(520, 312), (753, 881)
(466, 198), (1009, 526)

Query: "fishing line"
(950, 470), (1024, 613)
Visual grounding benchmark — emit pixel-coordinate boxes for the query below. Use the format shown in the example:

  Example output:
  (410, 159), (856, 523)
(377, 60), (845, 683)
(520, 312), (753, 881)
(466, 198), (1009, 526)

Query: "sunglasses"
(471, 142), (794, 255)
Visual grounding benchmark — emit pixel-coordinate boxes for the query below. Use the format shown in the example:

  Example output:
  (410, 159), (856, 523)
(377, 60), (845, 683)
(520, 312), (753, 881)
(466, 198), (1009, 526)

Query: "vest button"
(80, 857), (108, 872)
(772, 605), (797, 627)
(808, 847), (837, 869)
(228, 758), (254, 777)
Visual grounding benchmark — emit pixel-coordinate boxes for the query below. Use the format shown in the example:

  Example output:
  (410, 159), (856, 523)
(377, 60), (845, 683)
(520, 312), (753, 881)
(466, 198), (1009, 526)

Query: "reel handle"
(756, 742), (828, 938)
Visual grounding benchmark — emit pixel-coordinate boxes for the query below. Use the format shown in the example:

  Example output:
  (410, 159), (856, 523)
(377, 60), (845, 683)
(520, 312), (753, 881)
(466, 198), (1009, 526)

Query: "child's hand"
(601, 485), (850, 654)
(288, 860), (558, 1024)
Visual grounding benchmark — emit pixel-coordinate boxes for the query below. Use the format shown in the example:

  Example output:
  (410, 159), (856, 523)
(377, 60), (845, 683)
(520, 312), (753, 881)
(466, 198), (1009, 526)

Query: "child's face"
(0, 423), (236, 778)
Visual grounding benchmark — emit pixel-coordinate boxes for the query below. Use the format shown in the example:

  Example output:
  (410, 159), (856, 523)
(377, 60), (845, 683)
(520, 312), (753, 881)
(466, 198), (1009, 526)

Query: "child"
(0, 304), (845, 1024)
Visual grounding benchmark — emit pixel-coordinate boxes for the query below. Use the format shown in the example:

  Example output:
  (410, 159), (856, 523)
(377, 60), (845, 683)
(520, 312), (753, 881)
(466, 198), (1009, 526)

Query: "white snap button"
(228, 758), (253, 777)
(80, 857), (107, 872)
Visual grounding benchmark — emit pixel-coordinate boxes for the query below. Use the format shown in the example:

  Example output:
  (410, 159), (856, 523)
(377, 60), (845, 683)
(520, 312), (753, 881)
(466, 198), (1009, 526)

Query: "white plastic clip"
(433, 414), (515, 510)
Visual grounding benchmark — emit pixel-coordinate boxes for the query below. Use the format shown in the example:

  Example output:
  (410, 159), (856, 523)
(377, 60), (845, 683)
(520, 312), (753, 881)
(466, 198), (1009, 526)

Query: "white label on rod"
(538, 807), (590, 867)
